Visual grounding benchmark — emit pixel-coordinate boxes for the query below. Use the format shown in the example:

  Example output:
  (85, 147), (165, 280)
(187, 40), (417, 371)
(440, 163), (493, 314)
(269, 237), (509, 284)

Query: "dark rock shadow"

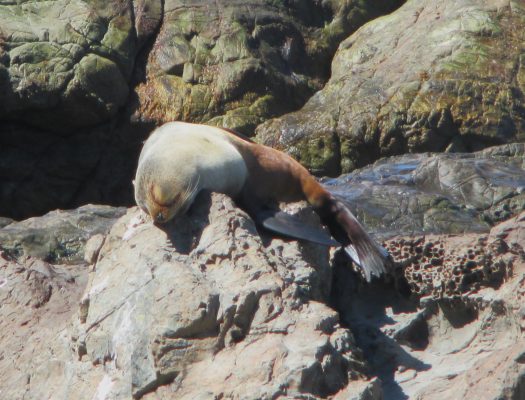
(330, 251), (431, 400)
(154, 191), (212, 254)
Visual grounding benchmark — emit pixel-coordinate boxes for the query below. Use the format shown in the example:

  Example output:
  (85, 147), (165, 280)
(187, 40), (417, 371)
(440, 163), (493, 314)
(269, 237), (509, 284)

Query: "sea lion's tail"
(314, 194), (391, 282)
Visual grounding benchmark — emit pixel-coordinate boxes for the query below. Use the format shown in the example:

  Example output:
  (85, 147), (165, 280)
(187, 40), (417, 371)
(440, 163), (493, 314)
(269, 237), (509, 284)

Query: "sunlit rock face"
(257, 0), (525, 176)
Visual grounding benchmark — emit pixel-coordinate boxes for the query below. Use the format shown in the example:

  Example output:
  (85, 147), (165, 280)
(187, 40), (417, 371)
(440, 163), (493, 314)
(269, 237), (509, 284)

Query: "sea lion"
(134, 121), (390, 281)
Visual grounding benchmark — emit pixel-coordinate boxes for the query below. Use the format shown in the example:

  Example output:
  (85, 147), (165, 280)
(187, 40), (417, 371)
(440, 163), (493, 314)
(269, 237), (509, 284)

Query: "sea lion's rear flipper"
(316, 196), (392, 282)
(255, 209), (339, 247)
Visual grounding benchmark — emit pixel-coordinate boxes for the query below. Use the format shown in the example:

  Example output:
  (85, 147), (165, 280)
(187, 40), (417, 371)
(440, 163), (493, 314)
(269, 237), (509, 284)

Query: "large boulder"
(0, 0), (162, 132)
(132, 0), (404, 133)
(0, 194), (523, 399)
(0, 194), (378, 399)
(257, 0), (525, 175)
(75, 194), (366, 399)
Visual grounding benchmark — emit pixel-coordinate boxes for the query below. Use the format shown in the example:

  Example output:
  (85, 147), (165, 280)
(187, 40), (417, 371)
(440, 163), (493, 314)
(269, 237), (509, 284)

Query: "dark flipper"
(255, 209), (339, 247)
(316, 196), (391, 282)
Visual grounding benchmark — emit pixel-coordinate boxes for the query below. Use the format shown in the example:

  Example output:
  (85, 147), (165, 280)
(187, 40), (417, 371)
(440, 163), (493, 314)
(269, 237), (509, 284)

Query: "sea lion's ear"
(253, 209), (339, 247)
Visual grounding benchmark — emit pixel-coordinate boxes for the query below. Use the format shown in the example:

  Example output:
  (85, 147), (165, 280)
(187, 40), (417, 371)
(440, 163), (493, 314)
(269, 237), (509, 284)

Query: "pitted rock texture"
(332, 211), (525, 399)
(386, 233), (523, 299)
(256, 0), (525, 176)
(133, 0), (403, 133)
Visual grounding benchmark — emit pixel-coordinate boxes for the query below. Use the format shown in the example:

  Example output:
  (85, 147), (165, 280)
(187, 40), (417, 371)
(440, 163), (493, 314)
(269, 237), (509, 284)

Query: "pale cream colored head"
(134, 156), (200, 224)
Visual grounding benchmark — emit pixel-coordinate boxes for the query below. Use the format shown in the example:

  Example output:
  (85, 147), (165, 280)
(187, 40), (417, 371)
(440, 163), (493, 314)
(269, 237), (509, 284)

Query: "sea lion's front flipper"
(255, 209), (339, 247)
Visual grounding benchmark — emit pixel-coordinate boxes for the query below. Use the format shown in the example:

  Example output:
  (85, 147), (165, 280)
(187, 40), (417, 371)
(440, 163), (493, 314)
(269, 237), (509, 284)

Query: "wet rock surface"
(324, 143), (525, 238)
(257, 0), (525, 176)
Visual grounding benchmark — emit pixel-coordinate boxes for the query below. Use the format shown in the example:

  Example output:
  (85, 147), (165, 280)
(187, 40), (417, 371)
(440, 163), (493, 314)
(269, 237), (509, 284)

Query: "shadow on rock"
(330, 252), (431, 400)
(153, 191), (212, 255)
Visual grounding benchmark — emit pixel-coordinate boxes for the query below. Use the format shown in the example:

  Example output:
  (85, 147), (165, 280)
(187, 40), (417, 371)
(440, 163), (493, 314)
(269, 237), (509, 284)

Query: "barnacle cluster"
(385, 235), (523, 298)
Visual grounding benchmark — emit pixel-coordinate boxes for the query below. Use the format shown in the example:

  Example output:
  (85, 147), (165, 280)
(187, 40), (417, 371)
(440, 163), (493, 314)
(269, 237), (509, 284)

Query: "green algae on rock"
(133, 0), (404, 133)
(0, 0), (162, 132)
(257, 0), (525, 176)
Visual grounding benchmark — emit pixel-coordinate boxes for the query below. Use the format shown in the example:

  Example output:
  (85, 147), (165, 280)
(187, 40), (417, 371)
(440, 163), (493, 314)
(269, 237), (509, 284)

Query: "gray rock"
(257, 0), (525, 176)
(0, 216), (13, 228)
(0, 252), (93, 400)
(331, 211), (525, 399)
(323, 143), (525, 238)
(0, 204), (126, 264)
(0, 194), (377, 399)
(78, 194), (365, 399)
(0, 196), (524, 399)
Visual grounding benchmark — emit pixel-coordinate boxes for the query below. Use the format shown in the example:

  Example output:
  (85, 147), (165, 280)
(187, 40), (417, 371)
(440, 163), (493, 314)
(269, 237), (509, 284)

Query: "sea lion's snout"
(154, 211), (167, 224)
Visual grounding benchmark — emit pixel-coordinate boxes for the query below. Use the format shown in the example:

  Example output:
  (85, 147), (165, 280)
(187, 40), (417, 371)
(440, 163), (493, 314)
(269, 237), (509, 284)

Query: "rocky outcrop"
(133, 0), (403, 133)
(0, 0), (162, 132)
(347, 211), (525, 399)
(0, 194), (378, 399)
(324, 143), (525, 238)
(76, 195), (371, 399)
(0, 192), (523, 399)
(0, 0), (162, 219)
(257, 0), (525, 175)
(0, 0), (403, 220)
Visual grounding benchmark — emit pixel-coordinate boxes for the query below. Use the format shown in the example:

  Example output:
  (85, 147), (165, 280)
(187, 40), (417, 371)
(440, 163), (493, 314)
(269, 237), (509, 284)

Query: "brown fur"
(226, 134), (328, 208)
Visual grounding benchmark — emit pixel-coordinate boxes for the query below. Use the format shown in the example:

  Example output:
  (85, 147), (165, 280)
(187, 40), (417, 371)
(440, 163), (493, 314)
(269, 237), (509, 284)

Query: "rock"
(0, 0), (165, 220)
(0, 1), (401, 220)
(0, 194), (375, 399)
(257, 0), (525, 175)
(0, 252), (93, 400)
(0, 195), (524, 399)
(386, 231), (521, 299)
(0, 120), (146, 220)
(331, 211), (525, 399)
(0, 0), (161, 132)
(323, 143), (525, 237)
(0, 216), (13, 228)
(0, 204), (126, 264)
(83, 234), (106, 265)
(77, 194), (366, 399)
(133, 0), (403, 133)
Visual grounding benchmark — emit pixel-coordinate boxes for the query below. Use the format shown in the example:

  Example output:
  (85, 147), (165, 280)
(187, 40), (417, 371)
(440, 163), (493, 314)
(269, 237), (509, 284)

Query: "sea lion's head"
(134, 158), (200, 224)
